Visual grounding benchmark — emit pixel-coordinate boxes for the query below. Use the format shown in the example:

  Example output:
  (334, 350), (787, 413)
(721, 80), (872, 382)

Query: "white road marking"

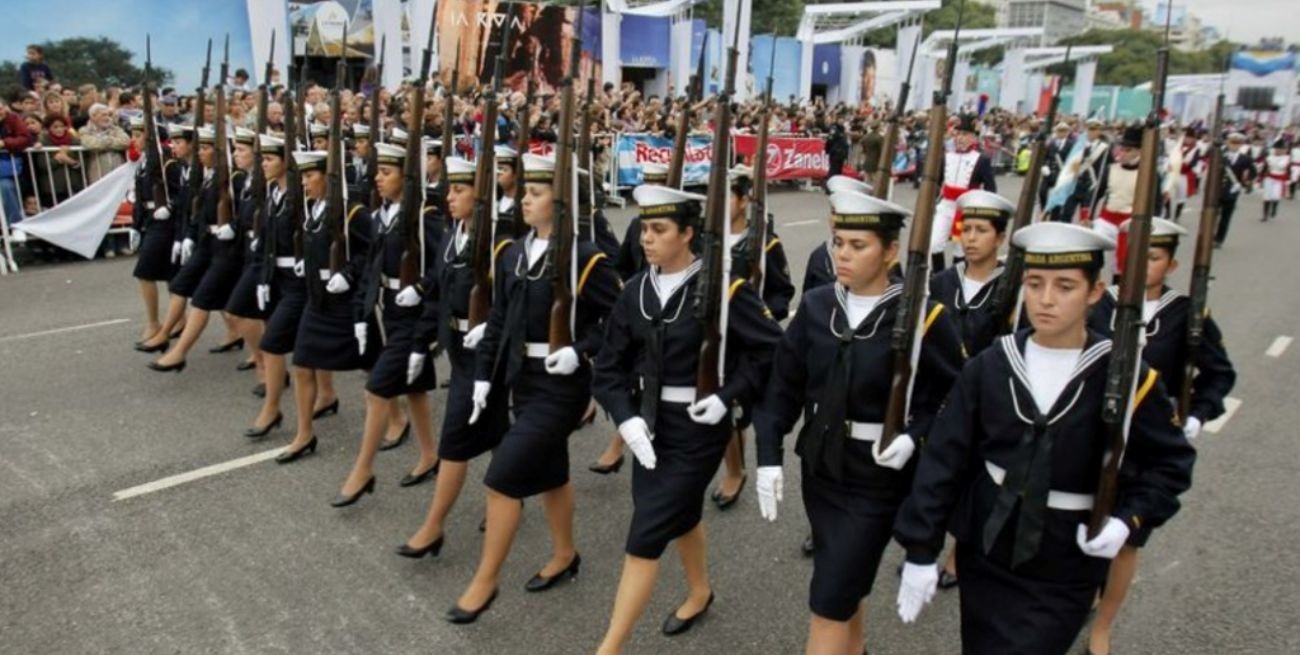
(1133, 560), (1181, 586)
(0, 318), (130, 343)
(112, 447), (287, 501)
(782, 219), (821, 227)
(1203, 397), (1241, 434)
(1265, 336), (1293, 358)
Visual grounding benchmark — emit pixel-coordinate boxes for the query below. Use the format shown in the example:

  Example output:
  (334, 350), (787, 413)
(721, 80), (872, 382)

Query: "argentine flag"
(1044, 137), (1088, 213)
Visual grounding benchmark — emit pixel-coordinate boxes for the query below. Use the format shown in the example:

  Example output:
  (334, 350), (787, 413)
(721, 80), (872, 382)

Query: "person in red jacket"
(0, 96), (34, 226)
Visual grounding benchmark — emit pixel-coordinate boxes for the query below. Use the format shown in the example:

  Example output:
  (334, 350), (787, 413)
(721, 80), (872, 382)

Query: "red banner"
(732, 134), (858, 181)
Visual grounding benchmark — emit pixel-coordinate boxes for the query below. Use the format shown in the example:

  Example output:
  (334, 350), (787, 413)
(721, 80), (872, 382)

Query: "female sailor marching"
(222, 127), (272, 394)
(752, 190), (962, 654)
(331, 141), (442, 506)
(591, 184), (782, 652)
(802, 175), (873, 296)
(928, 189), (1017, 357)
(399, 155), (512, 559)
(446, 153), (620, 623)
(128, 116), (184, 346)
(135, 124), (199, 355)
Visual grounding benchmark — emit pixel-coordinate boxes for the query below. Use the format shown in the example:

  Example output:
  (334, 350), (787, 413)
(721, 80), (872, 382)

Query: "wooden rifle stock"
(748, 47), (775, 291)
(214, 35), (234, 229)
(668, 32), (708, 189)
(1179, 92), (1224, 423)
(188, 39), (212, 229)
(548, 2), (586, 351)
(367, 34), (386, 210)
(250, 32), (274, 237)
(326, 28), (349, 275)
(874, 32), (920, 199)
(513, 66), (536, 236)
(467, 7), (510, 327)
(141, 36), (169, 212)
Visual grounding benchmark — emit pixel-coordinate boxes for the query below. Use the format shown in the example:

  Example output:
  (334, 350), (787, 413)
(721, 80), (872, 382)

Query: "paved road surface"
(1, 176), (1295, 654)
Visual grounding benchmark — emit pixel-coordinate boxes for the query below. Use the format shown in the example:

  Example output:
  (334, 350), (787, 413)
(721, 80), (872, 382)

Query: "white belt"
(379, 275), (403, 291)
(985, 461), (1095, 512)
(848, 422), (884, 442)
(318, 270), (333, 281)
(454, 318), (470, 332)
(525, 342), (550, 358)
(274, 257), (296, 268)
(659, 386), (696, 404)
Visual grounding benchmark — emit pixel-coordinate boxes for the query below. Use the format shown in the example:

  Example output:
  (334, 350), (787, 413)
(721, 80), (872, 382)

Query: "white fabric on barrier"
(372, 0), (405, 91)
(15, 161), (136, 259)
(245, 0), (290, 85)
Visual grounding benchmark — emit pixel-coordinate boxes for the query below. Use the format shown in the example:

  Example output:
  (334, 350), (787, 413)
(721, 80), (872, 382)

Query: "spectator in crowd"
(35, 114), (83, 207)
(159, 94), (182, 125)
(19, 45), (55, 92)
(42, 90), (71, 124)
(116, 92), (142, 130)
(230, 68), (251, 92)
(0, 96), (34, 224)
(79, 103), (129, 184)
(73, 84), (98, 129)
(264, 101), (284, 132)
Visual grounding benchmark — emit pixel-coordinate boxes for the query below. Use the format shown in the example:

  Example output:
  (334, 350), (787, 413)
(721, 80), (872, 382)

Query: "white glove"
(897, 562), (940, 624)
(292, 260), (305, 278)
(617, 417), (656, 469)
(128, 228), (141, 252)
(353, 322), (367, 355)
(1040, 165), (1052, 177)
(181, 238), (195, 263)
(468, 381), (491, 425)
(1077, 518), (1131, 559)
(687, 394), (728, 425)
(153, 206), (171, 221)
(407, 352), (427, 385)
(215, 223), (236, 241)
(462, 323), (486, 350)
(544, 346), (580, 376)
(1183, 416), (1203, 441)
(872, 434), (916, 471)
(249, 237), (260, 252)
(170, 241), (182, 264)
(256, 284), (271, 312)
(395, 285), (422, 307)
(756, 465), (783, 522)
(326, 273), (351, 294)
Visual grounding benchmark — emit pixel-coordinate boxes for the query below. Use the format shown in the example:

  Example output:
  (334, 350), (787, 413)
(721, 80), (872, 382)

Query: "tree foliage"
(1056, 29), (1239, 85)
(1, 37), (172, 95)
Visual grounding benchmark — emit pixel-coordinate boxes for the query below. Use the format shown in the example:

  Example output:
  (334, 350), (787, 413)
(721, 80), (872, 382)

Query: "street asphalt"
(1, 175), (1296, 654)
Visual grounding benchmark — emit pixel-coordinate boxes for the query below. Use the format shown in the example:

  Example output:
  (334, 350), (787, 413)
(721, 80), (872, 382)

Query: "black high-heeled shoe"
(588, 455), (624, 475)
(712, 475), (747, 510)
(329, 476), (376, 508)
(275, 437), (317, 464)
(236, 360), (257, 371)
(445, 588), (498, 624)
(395, 535), (444, 559)
(135, 340), (168, 353)
(244, 413), (283, 438)
(168, 327), (184, 340)
(662, 591), (714, 636)
(209, 337), (245, 353)
(312, 398), (339, 419)
(147, 360), (187, 373)
(399, 460), (440, 487)
(378, 423), (411, 451)
(524, 553), (581, 592)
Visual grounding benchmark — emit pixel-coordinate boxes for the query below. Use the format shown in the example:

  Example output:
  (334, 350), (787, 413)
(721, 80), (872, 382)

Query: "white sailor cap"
(196, 125), (217, 144)
(294, 150), (327, 173)
(828, 190), (909, 231)
(1054, 122), (1071, 132)
(494, 145), (519, 162)
(445, 156), (476, 185)
(389, 126), (409, 145)
(1227, 132), (1246, 142)
(309, 123), (329, 138)
(1086, 118), (1103, 128)
(825, 175), (874, 195)
(1120, 217), (1188, 251)
(234, 127), (257, 145)
(374, 142), (406, 167)
(956, 190), (1016, 227)
(259, 133), (285, 151)
(1011, 222), (1114, 270)
(128, 115), (146, 131)
(633, 184), (706, 226)
(522, 153), (556, 184)
(641, 162), (669, 183)
(169, 123), (196, 141)
(350, 123), (371, 138)
(424, 137), (443, 154)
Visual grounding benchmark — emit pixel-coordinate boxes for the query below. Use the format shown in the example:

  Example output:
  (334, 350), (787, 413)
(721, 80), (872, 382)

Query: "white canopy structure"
(793, 1), (940, 106)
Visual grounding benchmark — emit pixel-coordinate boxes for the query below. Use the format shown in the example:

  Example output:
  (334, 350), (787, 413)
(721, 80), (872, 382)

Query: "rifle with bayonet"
(1178, 63), (1227, 424)
(213, 35), (234, 230)
(251, 31), (275, 240)
(440, 40), (462, 188)
(325, 27), (349, 276)
(989, 45), (1072, 334)
(668, 31), (708, 189)
(466, 6), (511, 329)
(399, 12), (438, 289)
(187, 38), (213, 239)
(879, 0), (967, 451)
(512, 54), (537, 237)
(141, 35), (169, 223)
(695, 0), (742, 400)
(547, 1), (587, 352)
(747, 27), (778, 292)
(1089, 10), (1173, 539)
(282, 78), (305, 270)
(577, 74), (598, 242)
(874, 31), (921, 200)
(367, 33), (386, 210)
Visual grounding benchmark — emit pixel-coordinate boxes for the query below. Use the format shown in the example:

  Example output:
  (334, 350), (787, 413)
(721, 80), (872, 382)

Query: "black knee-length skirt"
(625, 401), (731, 560)
(167, 242), (211, 298)
(801, 445), (903, 621)
(292, 295), (377, 371)
(365, 306), (436, 398)
(438, 340), (509, 461)
(483, 362), (589, 499)
(260, 275), (305, 355)
(191, 254), (244, 311)
(132, 223), (177, 281)
(224, 258), (267, 319)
